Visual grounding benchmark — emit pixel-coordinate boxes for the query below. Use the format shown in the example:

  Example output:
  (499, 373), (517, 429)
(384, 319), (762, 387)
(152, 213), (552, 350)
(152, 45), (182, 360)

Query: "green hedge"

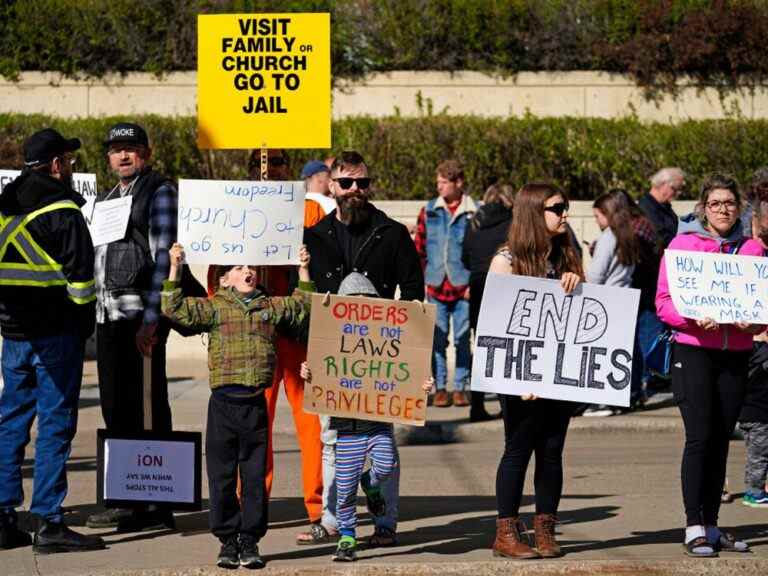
(2, 1), (768, 94)
(2, 113), (767, 201)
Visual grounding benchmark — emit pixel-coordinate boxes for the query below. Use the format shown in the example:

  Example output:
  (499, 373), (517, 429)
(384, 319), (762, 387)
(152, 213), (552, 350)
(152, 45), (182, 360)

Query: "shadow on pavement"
(22, 456), (97, 480)
(561, 523), (768, 553)
(261, 495), (619, 562)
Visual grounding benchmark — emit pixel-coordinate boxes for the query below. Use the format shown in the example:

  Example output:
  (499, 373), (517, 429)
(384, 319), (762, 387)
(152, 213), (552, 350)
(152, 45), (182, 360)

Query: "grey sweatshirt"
(587, 228), (635, 287)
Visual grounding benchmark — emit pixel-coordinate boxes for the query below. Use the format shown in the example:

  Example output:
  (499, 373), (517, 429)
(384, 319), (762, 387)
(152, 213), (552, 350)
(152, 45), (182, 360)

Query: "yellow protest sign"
(197, 13), (330, 149)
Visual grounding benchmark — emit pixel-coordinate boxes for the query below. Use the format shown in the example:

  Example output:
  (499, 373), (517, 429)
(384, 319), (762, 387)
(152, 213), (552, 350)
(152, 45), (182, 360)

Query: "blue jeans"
(430, 296), (471, 392)
(0, 332), (84, 523)
(320, 416), (400, 532)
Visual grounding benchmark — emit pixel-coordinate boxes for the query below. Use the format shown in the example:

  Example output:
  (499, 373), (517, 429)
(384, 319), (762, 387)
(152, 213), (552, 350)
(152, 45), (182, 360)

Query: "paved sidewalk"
(2, 359), (767, 576)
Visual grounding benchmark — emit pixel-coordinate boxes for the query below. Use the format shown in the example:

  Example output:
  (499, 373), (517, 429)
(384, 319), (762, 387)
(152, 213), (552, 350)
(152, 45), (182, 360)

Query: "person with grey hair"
(639, 167), (686, 248)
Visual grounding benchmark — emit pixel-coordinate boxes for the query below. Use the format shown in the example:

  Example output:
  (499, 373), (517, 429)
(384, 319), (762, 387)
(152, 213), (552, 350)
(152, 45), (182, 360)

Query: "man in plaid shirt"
(87, 123), (178, 532)
(414, 160), (477, 408)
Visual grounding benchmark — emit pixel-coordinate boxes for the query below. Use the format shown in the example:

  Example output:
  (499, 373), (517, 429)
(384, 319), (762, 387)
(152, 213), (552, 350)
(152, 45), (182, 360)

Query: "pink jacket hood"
(655, 224), (764, 351)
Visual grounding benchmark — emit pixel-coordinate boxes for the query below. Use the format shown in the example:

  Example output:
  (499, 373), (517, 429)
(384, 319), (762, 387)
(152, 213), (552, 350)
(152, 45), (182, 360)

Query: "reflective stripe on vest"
(0, 200), (96, 304)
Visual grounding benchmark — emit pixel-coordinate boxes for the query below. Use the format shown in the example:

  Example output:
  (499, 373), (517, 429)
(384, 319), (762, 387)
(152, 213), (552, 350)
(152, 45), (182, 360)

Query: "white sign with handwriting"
(0, 169), (98, 227)
(665, 249), (768, 324)
(90, 195), (133, 246)
(178, 179), (305, 265)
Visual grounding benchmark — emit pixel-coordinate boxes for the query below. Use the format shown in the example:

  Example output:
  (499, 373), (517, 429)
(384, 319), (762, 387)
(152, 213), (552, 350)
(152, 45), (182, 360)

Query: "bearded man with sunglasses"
(300, 151), (423, 546)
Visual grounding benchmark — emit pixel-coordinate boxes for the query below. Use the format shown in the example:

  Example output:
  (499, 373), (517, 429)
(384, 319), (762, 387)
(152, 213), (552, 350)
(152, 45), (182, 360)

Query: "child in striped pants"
(300, 361), (432, 562)
(300, 271), (433, 561)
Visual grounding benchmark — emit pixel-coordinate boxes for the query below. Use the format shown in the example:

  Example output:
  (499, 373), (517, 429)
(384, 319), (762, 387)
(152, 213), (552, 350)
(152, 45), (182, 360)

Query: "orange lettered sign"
(197, 13), (331, 149)
(304, 294), (436, 426)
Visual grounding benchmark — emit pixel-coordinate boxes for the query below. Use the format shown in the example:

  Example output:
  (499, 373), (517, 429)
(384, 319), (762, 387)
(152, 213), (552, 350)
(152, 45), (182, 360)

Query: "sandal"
(368, 526), (397, 548)
(717, 531), (750, 553)
(683, 536), (718, 558)
(296, 523), (338, 545)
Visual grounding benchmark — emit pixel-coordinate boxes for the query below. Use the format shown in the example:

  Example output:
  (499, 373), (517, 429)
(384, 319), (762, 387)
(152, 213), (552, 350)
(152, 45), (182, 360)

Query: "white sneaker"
(583, 405), (616, 418)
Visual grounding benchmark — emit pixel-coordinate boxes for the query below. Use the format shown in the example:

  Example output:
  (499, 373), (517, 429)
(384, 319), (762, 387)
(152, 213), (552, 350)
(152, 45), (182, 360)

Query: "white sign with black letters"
(471, 273), (639, 407)
(103, 438), (196, 504)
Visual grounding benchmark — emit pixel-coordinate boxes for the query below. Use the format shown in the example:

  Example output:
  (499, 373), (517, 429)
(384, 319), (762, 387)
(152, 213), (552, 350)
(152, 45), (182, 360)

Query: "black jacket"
(639, 193), (679, 249)
(462, 202), (512, 329)
(303, 205), (424, 302)
(461, 202), (512, 284)
(0, 171), (95, 340)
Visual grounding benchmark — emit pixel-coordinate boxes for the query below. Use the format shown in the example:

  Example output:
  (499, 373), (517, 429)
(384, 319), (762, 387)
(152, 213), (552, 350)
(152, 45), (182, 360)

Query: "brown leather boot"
(533, 514), (562, 558)
(492, 517), (540, 559)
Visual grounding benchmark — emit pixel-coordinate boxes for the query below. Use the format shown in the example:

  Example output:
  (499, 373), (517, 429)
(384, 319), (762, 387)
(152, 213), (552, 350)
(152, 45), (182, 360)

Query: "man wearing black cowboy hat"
(86, 122), (178, 532)
(0, 128), (103, 553)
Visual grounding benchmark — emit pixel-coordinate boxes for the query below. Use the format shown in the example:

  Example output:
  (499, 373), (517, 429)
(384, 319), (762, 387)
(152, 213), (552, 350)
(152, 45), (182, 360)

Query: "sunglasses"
(544, 201), (569, 217)
(267, 156), (288, 167)
(333, 177), (372, 190)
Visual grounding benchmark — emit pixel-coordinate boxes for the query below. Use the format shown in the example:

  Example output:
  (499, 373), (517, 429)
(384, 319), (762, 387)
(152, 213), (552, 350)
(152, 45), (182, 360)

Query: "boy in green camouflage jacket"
(161, 242), (313, 569)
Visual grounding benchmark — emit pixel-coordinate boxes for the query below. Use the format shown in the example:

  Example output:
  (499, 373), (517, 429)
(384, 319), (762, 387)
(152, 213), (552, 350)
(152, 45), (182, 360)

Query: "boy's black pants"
(206, 391), (268, 541)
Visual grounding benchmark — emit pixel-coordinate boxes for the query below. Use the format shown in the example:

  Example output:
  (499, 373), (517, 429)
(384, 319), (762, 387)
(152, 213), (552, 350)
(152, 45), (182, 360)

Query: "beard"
(336, 192), (370, 226)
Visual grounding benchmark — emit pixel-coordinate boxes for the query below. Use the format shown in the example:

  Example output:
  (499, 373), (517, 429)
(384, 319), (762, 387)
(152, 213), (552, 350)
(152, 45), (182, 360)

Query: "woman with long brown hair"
(589, 190), (640, 286)
(583, 190), (644, 416)
(487, 183), (582, 560)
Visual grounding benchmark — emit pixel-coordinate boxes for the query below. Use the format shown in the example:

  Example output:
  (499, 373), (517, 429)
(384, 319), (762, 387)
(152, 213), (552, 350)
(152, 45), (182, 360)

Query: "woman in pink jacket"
(656, 173), (765, 557)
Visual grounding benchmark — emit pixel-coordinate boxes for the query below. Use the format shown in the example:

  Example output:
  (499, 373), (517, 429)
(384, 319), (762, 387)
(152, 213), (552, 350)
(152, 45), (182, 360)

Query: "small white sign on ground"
(471, 273), (639, 407)
(178, 179), (305, 265)
(103, 438), (196, 504)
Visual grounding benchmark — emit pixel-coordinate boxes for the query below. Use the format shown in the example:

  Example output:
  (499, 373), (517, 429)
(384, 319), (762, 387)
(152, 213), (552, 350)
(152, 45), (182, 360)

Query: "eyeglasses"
(706, 200), (738, 212)
(108, 145), (141, 155)
(544, 201), (569, 217)
(55, 155), (76, 166)
(333, 177), (372, 190)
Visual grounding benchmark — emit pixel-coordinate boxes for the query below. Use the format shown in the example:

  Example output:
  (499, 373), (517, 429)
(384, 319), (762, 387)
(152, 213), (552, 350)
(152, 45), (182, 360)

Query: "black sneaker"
(33, 520), (106, 554)
(239, 535), (265, 569)
(332, 536), (357, 562)
(86, 508), (132, 529)
(217, 536), (240, 569)
(361, 470), (386, 517)
(0, 514), (32, 550)
(117, 507), (175, 533)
